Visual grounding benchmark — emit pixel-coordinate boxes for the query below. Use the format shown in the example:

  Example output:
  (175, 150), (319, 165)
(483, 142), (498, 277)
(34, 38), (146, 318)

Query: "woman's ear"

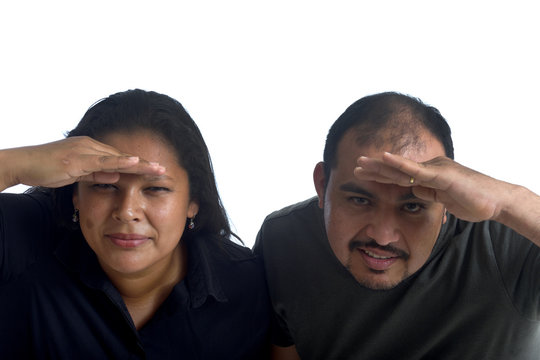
(72, 187), (79, 210)
(187, 201), (199, 219)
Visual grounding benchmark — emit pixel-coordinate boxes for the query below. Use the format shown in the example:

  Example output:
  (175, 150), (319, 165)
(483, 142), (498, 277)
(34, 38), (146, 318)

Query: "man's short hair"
(322, 92), (454, 183)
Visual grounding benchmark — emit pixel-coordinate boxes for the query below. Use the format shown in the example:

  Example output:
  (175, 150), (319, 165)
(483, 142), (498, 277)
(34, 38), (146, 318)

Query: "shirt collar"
(54, 232), (229, 308)
(54, 232), (115, 292)
(184, 235), (228, 308)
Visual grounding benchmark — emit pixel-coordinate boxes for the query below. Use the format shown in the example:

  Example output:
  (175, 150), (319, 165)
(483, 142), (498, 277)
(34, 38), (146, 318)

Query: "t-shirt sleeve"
(0, 191), (54, 282)
(487, 221), (540, 319)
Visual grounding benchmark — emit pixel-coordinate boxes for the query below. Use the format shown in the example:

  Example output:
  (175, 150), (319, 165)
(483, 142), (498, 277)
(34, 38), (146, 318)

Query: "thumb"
(412, 186), (439, 203)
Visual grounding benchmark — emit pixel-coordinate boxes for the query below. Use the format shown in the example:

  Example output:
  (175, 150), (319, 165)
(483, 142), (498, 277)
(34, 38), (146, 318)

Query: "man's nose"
(365, 213), (400, 246)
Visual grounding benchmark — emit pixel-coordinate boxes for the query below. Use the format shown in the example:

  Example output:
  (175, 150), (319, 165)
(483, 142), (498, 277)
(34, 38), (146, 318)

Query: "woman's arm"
(0, 136), (165, 192)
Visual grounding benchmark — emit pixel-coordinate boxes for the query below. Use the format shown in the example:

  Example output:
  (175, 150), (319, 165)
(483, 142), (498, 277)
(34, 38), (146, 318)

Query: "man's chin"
(351, 269), (405, 290)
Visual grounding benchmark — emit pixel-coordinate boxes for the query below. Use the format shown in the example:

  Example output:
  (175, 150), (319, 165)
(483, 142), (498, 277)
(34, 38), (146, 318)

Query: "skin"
(0, 136), (166, 192)
(72, 130), (198, 328)
(314, 128), (447, 290)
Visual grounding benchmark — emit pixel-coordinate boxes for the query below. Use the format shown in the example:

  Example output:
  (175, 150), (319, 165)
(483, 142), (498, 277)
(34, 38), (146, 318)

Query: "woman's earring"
(72, 209), (79, 223)
(188, 217), (195, 230)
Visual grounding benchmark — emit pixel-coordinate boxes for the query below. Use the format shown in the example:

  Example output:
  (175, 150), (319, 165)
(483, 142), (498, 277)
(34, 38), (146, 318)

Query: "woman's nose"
(112, 191), (142, 223)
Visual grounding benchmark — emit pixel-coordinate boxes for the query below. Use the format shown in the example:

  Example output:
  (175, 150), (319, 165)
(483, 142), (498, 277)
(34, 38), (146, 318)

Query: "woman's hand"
(0, 136), (165, 191)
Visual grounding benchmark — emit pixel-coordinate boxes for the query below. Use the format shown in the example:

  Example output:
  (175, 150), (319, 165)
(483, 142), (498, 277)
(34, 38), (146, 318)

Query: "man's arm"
(355, 153), (540, 246)
(494, 185), (540, 246)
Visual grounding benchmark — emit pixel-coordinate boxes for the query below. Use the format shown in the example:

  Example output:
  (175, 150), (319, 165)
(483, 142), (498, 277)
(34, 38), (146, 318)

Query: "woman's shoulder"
(186, 234), (268, 301)
(193, 234), (257, 264)
(0, 189), (58, 283)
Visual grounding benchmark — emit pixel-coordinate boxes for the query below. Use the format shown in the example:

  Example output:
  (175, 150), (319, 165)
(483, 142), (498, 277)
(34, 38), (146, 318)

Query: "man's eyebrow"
(339, 182), (424, 202)
(339, 183), (375, 198)
(400, 191), (422, 202)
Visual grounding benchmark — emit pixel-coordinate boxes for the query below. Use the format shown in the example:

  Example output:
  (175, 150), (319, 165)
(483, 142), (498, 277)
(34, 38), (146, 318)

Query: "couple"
(1, 89), (539, 359)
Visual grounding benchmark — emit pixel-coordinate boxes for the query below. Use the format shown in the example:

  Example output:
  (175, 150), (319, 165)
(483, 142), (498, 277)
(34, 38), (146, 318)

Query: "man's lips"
(358, 248), (400, 271)
(106, 233), (150, 248)
(349, 240), (409, 271)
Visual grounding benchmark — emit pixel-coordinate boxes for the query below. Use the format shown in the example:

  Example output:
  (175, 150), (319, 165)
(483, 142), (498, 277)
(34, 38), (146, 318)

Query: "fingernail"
(149, 163), (166, 173)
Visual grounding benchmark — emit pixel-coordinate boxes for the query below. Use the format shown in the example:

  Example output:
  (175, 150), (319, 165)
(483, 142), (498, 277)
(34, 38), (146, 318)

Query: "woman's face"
(72, 130), (199, 277)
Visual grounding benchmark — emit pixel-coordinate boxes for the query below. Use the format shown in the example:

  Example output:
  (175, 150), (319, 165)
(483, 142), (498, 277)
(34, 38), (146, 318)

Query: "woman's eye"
(146, 186), (171, 193)
(91, 184), (116, 191)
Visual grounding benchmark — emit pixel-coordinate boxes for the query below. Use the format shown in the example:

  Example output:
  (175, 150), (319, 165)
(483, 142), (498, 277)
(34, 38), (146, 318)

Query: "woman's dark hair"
(322, 91), (454, 182)
(54, 89), (235, 242)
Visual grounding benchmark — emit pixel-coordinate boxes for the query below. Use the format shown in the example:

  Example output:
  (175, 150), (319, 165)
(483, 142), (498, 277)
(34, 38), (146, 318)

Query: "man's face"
(314, 129), (447, 290)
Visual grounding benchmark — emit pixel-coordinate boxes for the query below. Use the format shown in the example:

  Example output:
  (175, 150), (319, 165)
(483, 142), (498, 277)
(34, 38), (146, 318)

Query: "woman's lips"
(107, 233), (150, 248)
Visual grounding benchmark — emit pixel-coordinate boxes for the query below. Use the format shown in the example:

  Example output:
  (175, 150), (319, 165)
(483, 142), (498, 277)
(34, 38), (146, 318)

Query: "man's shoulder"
(255, 197), (325, 253)
(263, 196), (320, 224)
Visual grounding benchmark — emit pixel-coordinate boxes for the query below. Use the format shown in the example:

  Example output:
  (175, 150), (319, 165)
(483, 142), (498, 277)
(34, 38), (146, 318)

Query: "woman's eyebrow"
(143, 174), (174, 181)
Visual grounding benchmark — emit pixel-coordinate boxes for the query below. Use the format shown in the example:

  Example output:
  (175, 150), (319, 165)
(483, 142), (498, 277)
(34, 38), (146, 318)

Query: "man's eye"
(403, 203), (425, 213)
(350, 197), (369, 206)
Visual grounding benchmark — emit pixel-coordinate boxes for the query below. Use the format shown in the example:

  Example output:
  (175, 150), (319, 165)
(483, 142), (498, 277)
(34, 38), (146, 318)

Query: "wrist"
(0, 147), (31, 192)
(492, 183), (522, 224)
(0, 149), (17, 191)
(494, 184), (540, 244)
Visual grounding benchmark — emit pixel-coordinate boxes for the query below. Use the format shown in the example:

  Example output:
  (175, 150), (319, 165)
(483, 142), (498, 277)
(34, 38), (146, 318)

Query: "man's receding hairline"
(349, 107), (428, 154)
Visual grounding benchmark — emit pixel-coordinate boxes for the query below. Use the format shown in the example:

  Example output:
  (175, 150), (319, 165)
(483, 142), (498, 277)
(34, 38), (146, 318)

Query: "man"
(254, 92), (540, 359)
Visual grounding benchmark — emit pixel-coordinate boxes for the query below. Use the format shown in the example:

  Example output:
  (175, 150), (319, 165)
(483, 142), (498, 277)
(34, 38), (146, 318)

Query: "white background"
(1, 1), (538, 247)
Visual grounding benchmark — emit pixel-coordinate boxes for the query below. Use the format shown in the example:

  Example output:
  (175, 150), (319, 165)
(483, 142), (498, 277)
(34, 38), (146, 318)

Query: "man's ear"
(313, 162), (326, 209)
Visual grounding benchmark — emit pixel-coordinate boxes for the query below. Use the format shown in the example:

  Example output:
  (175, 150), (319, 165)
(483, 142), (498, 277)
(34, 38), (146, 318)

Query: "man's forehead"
(338, 128), (443, 162)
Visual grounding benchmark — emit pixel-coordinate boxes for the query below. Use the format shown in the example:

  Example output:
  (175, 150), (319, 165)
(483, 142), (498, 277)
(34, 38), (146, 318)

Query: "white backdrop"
(1, 1), (538, 247)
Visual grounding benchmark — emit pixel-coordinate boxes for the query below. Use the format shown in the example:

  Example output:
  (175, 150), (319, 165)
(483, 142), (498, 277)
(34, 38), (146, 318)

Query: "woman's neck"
(101, 243), (188, 329)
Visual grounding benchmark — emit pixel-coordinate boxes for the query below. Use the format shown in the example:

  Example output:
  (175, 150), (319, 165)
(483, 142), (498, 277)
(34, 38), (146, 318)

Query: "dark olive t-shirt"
(255, 197), (540, 359)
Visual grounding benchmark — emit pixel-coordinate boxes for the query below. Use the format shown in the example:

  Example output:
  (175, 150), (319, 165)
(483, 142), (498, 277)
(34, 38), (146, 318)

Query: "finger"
(384, 152), (460, 193)
(80, 172), (121, 184)
(356, 156), (416, 186)
(411, 186), (438, 202)
(69, 155), (166, 179)
(105, 157), (166, 175)
(380, 153), (425, 181)
(354, 166), (400, 184)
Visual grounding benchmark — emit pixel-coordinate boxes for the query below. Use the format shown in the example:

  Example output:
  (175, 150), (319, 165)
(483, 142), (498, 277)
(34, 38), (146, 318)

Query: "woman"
(0, 89), (269, 359)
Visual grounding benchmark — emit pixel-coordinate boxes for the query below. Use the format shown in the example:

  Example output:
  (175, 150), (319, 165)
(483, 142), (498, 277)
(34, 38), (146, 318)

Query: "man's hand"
(354, 152), (513, 223)
(1, 136), (166, 191)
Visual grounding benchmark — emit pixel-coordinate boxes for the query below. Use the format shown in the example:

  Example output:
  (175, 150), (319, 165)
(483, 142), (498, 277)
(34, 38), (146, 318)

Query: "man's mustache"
(349, 239), (410, 260)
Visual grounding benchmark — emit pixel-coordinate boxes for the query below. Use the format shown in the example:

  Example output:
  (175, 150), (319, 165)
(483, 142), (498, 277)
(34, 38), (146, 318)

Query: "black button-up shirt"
(0, 192), (270, 359)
